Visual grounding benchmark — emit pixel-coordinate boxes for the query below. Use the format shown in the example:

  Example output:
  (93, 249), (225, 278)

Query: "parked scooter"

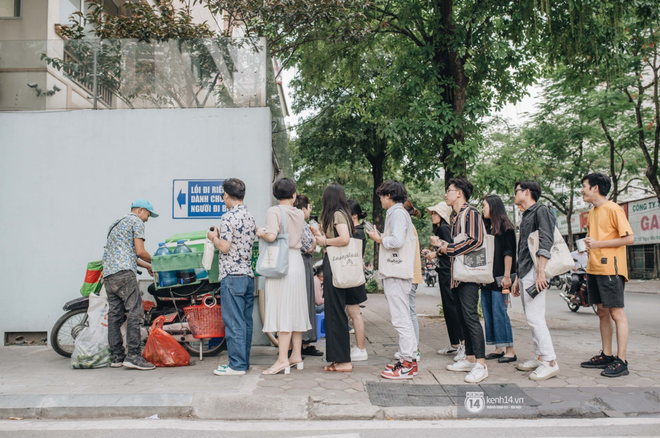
(50, 276), (225, 358)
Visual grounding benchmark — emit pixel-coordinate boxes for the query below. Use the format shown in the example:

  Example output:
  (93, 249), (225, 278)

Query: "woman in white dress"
(257, 178), (311, 375)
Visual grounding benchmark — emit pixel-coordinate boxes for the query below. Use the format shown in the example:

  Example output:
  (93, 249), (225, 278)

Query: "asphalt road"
(416, 282), (659, 338)
(1, 418), (659, 438)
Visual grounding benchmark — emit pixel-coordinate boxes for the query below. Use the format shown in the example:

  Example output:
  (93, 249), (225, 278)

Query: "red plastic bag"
(142, 316), (190, 367)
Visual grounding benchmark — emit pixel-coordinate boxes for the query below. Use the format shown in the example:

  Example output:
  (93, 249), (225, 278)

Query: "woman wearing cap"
(425, 202), (465, 361)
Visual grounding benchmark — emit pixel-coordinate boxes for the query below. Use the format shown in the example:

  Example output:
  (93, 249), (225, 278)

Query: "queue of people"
(106, 173), (633, 383)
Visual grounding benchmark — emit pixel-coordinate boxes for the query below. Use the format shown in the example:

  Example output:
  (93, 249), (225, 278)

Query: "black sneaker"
(110, 356), (125, 368)
(301, 346), (324, 357)
(601, 358), (629, 378)
(581, 351), (615, 369)
(122, 355), (156, 370)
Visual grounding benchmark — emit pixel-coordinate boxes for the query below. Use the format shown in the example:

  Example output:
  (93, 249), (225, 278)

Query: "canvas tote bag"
(326, 237), (365, 288)
(378, 209), (416, 280)
(528, 226), (574, 278)
(256, 205), (289, 278)
(451, 208), (495, 284)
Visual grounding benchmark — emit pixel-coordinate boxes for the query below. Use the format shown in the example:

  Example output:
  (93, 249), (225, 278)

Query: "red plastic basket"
(183, 295), (225, 339)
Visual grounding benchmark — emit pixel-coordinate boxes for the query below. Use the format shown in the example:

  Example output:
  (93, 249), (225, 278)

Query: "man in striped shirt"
(434, 178), (488, 383)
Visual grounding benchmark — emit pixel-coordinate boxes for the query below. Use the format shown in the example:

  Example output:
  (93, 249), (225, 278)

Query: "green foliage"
(60, 1), (214, 42)
(365, 278), (382, 294)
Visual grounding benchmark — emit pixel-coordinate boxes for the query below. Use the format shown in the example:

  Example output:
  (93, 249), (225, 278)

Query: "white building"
(0, 1), (290, 345)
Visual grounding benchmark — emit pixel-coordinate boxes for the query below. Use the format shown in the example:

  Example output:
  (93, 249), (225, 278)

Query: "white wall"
(0, 108), (273, 340)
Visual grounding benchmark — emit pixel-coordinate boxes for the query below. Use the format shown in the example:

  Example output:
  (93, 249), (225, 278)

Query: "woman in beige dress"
(257, 178), (312, 375)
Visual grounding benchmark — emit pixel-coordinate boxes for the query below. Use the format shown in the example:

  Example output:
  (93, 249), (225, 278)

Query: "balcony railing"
(0, 38), (269, 111)
(62, 46), (113, 107)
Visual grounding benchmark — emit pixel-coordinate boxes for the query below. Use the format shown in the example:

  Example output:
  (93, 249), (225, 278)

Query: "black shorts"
(345, 284), (368, 306)
(587, 274), (625, 308)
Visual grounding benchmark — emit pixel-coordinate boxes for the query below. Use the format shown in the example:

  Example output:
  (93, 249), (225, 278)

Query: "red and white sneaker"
(382, 360), (416, 380)
(385, 360), (418, 376)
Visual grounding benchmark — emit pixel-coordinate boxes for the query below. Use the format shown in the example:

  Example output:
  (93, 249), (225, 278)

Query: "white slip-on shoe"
(447, 359), (475, 372)
(453, 344), (466, 362)
(529, 361), (559, 381)
(517, 357), (543, 371)
(350, 346), (368, 362)
(464, 363), (488, 383)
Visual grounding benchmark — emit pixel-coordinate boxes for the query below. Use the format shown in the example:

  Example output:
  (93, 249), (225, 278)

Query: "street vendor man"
(102, 199), (158, 370)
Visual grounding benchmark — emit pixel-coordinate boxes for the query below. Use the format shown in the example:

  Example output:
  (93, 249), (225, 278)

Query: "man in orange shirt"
(580, 173), (634, 378)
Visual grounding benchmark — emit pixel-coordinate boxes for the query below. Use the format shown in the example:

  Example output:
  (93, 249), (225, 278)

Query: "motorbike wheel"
(51, 309), (88, 358)
(183, 337), (226, 357)
(567, 302), (580, 312)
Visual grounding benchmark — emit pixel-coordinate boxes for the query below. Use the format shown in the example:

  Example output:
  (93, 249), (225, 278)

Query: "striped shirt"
(445, 203), (485, 287)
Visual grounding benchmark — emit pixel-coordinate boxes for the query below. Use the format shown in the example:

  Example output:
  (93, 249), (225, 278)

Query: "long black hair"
(347, 199), (368, 220)
(320, 184), (355, 235)
(483, 194), (514, 236)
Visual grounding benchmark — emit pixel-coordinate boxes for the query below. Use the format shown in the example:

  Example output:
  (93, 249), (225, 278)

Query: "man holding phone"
(511, 180), (559, 381)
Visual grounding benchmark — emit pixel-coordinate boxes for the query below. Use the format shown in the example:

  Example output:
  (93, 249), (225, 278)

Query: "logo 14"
(464, 391), (485, 414)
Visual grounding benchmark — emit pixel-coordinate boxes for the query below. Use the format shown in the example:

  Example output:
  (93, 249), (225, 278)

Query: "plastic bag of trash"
(71, 327), (111, 369)
(142, 316), (190, 367)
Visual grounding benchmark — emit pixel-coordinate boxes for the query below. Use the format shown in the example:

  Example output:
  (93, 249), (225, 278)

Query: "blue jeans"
(220, 275), (255, 371)
(480, 288), (513, 348)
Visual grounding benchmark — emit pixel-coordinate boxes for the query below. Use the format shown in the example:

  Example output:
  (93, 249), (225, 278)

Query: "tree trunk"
(367, 144), (386, 270)
(566, 187), (574, 251)
(600, 117), (619, 202)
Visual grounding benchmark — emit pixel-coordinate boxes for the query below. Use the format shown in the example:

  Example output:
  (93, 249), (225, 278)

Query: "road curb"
(1, 392), (657, 420)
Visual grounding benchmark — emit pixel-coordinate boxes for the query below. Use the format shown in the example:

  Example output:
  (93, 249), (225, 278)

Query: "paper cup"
(576, 238), (587, 252)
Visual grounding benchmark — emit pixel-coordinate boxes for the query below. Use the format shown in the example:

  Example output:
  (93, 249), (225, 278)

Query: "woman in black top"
(345, 199), (368, 362)
(425, 202), (464, 359)
(481, 195), (517, 363)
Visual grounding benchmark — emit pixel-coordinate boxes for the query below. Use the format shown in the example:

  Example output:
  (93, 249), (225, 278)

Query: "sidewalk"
(625, 279), (660, 294)
(1, 292), (658, 421)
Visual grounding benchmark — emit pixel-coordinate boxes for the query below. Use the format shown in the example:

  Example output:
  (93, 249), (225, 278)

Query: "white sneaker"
(453, 344), (466, 362)
(394, 350), (420, 361)
(213, 365), (246, 376)
(529, 361), (559, 381)
(437, 345), (458, 355)
(517, 357), (543, 371)
(350, 346), (368, 362)
(464, 363), (488, 383)
(447, 359), (475, 372)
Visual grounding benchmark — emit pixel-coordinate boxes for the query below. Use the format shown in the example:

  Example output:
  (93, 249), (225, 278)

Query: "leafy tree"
(200, 0), (641, 182)
(42, 1), (244, 109)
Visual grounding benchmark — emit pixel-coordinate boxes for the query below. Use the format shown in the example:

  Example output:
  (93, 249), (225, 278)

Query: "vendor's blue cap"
(131, 199), (159, 218)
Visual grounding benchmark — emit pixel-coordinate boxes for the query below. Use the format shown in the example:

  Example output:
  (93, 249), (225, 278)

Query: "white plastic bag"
(71, 327), (111, 369)
(87, 289), (109, 330)
(202, 236), (215, 271)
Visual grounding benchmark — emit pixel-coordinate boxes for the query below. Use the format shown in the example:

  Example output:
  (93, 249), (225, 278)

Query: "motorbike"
(559, 272), (598, 314)
(50, 276), (226, 359)
(549, 273), (570, 289)
(424, 264), (437, 287)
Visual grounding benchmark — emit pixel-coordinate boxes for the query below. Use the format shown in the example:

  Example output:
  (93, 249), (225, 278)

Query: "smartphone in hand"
(364, 220), (379, 236)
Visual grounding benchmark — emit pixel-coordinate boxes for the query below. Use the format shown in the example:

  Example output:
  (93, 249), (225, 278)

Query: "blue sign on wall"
(172, 179), (226, 219)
